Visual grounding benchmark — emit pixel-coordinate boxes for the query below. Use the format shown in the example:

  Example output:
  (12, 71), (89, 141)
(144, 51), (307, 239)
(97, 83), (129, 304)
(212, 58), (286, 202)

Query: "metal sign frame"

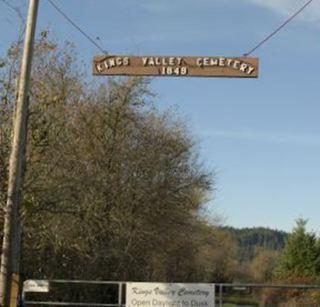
(93, 55), (259, 78)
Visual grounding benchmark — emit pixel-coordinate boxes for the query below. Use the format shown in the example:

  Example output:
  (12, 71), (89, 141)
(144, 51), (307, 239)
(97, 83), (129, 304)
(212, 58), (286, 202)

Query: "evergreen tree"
(276, 218), (320, 279)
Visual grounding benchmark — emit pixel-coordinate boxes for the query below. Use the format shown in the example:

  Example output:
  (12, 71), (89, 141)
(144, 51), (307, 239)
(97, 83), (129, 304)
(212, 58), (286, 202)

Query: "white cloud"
(247, 0), (320, 23)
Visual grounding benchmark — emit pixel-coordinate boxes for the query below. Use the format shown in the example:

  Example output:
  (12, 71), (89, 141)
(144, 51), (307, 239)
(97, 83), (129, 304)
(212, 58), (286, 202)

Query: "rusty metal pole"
(0, 0), (39, 306)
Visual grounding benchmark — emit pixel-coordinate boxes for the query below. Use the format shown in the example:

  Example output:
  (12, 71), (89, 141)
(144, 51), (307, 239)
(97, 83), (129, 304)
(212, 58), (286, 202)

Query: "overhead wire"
(0, 0), (25, 21)
(46, 0), (108, 55)
(244, 0), (315, 56)
(0, 0), (18, 12)
(44, 0), (314, 59)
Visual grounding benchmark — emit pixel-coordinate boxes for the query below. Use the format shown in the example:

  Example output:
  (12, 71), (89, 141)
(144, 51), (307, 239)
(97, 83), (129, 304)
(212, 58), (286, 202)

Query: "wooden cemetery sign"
(93, 55), (259, 78)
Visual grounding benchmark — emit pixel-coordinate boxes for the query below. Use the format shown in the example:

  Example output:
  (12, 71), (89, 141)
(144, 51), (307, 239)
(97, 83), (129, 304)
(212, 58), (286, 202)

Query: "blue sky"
(1, 0), (320, 233)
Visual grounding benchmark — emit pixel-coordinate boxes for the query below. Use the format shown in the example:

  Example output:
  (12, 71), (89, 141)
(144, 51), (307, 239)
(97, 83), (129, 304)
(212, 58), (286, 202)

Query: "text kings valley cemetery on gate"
(93, 55), (259, 78)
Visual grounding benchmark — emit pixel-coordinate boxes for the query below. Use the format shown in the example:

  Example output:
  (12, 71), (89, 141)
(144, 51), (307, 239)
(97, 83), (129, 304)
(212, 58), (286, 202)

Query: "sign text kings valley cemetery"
(93, 55), (259, 78)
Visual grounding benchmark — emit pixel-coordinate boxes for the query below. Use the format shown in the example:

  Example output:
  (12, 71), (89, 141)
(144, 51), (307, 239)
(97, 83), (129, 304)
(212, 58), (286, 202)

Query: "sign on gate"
(23, 280), (49, 293)
(126, 282), (215, 307)
(93, 55), (259, 78)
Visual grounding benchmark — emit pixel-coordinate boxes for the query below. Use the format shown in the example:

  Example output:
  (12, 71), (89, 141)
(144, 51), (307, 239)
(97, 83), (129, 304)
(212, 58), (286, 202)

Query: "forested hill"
(223, 227), (289, 262)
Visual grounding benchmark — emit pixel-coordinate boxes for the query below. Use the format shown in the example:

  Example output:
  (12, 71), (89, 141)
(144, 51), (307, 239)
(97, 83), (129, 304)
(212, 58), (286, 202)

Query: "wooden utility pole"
(0, 0), (39, 306)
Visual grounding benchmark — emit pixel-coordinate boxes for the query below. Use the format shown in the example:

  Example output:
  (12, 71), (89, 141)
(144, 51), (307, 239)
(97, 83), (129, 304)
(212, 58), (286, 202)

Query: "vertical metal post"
(21, 283), (25, 307)
(0, 0), (39, 306)
(219, 284), (223, 307)
(118, 283), (123, 307)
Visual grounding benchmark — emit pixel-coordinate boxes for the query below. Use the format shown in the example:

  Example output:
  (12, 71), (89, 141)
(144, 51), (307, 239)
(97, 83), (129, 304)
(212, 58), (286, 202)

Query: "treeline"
(224, 226), (288, 262)
(216, 227), (287, 284)
(221, 222), (320, 305)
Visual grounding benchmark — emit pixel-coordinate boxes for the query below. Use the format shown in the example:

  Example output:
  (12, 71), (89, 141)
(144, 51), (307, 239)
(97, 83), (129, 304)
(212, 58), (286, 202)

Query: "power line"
(0, 0), (25, 21)
(244, 0), (315, 56)
(0, 0), (17, 12)
(46, 0), (107, 54)
(41, 0), (315, 58)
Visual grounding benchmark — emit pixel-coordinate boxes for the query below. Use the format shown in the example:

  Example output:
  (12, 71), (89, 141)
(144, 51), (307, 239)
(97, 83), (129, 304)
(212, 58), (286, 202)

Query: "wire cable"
(0, 0), (17, 12)
(244, 0), (314, 56)
(46, 0), (314, 58)
(46, 0), (108, 54)
(0, 0), (25, 21)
